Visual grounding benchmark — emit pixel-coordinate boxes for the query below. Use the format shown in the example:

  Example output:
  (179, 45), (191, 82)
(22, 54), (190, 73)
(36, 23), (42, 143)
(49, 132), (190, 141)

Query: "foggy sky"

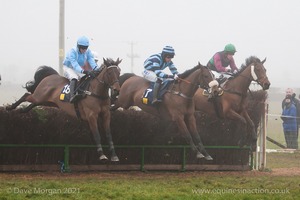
(1, 0), (300, 89)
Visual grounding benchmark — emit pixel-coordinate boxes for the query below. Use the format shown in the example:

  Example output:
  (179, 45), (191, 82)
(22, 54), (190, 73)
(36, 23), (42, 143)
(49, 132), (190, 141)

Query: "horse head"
(250, 57), (270, 90)
(101, 58), (122, 93)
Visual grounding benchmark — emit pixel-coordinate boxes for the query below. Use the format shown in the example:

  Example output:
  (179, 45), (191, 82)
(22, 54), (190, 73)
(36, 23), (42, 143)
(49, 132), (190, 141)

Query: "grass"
(0, 171), (299, 200)
(267, 151), (300, 168)
(0, 152), (299, 200)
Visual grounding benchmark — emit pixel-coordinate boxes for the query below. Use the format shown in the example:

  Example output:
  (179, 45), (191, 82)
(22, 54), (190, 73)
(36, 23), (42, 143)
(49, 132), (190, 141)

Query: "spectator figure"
(281, 95), (298, 149)
(282, 88), (300, 137)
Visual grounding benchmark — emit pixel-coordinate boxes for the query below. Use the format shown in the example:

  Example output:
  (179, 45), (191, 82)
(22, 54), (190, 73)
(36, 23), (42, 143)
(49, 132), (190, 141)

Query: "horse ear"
(116, 57), (123, 65)
(262, 57), (267, 64)
(198, 62), (204, 67)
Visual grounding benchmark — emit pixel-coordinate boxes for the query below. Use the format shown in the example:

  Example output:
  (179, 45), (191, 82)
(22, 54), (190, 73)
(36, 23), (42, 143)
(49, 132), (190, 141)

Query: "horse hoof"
(99, 155), (108, 160)
(6, 106), (12, 111)
(196, 152), (205, 159)
(205, 155), (213, 160)
(111, 156), (120, 162)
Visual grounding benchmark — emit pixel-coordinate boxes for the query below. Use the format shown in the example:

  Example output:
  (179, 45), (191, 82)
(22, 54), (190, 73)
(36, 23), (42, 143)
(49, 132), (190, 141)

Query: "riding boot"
(152, 80), (162, 105)
(69, 79), (79, 103)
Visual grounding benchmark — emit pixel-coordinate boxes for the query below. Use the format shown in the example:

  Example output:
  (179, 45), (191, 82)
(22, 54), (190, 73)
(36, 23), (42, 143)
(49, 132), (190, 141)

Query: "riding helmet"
(162, 46), (175, 58)
(77, 36), (90, 48)
(224, 44), (237, 54)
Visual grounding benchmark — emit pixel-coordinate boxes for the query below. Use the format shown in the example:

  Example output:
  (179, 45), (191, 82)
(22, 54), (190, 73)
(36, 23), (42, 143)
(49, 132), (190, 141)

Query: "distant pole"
(127, 41), (139, 73)
(59, 0), (65, 75)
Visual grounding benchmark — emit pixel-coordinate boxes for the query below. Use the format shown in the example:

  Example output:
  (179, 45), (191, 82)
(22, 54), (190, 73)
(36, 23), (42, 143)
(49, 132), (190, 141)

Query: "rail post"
(140, 146), (145, 172)
(181, 146), (186, 172)
(64, 145), (71, 172)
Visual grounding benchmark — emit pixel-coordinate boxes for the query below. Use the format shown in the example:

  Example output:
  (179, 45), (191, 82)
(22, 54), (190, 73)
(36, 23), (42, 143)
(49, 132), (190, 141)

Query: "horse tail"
(119, 73), (136, 86)
(25, 66), (59, 93)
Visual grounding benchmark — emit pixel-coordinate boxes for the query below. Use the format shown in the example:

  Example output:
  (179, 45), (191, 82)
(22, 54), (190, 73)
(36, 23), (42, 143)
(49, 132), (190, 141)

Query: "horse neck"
(177, 69), (201, 97)
(225, 66), (252, 94)
(90, 71), (109, 96)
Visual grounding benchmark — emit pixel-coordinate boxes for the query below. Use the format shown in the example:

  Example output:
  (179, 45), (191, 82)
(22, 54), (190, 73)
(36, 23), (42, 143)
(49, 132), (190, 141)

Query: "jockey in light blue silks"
(63, 36), (100, 103)
(142, 46), (179, 104)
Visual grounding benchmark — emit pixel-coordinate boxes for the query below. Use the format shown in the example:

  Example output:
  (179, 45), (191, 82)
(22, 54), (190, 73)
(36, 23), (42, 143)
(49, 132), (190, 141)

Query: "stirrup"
(152, 98), (162, 105)
(202, 90), (211, 97)
(70, 94), (80, 103)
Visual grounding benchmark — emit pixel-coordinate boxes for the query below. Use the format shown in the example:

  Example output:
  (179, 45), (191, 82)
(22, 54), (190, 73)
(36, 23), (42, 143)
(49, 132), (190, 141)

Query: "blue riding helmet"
(162, 46), (175, 58)
(77, 36), (90, 47)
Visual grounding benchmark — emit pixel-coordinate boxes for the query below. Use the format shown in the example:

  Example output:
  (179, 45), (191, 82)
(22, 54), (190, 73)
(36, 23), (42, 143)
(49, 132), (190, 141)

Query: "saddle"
(141, 80), (174, 105)
(59, 75), (93, 102)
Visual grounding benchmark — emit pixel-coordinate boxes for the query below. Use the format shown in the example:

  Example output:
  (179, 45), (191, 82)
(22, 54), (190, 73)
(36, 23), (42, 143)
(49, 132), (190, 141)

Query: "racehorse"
(194, 56), (270, 147)
(112, 63), (218, 160)
(6, 58), (122, 162)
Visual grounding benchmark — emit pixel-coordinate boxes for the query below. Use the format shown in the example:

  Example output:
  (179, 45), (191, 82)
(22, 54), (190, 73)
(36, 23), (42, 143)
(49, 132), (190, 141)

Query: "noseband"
(95, 65), (120, 89)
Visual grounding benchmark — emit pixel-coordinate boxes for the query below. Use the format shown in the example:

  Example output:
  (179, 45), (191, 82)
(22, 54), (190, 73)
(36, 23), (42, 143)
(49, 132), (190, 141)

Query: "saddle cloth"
(141, 80), (173, 105)
(59, 76), (92, 102)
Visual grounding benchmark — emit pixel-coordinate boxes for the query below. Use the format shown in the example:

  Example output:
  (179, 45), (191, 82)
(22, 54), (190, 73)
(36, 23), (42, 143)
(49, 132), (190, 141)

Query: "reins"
(167, 68), (207, 100)
(85, 65), (119, 100)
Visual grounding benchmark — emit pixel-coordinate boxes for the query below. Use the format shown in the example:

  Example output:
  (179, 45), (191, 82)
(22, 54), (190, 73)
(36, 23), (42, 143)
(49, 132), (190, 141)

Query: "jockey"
(63, 36), (100, 103)
(142, 46), (179, 104)
(207, 44), (238, 84)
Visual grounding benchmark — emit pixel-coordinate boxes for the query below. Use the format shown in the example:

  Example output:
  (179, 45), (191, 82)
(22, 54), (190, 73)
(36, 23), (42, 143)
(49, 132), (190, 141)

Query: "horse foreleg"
(227, 110), (247, 147)
(175, 116), (203, 159)
(6, 93), (30, 111)
(186, 115), (213, 160)
(242, 110), (257, 150)
(87, 116), (108, 161)
(101, 110), (119, 162)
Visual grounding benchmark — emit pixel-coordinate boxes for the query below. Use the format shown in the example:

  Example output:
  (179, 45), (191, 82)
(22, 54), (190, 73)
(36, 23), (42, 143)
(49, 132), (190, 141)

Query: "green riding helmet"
(224, 44), (237, 54)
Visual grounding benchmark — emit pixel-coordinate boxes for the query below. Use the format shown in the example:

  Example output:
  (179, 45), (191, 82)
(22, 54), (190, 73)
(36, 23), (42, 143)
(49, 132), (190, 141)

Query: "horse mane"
(119, 73), (136, 86)
(179, 64), (202, 79)
(25, 66), (58, 93)
(233, 56), (262, 77)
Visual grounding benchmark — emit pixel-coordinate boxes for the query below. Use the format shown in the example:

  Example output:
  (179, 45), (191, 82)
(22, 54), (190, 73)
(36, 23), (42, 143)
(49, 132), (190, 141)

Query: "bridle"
(84, 65), (120, 100)
(223, 62), (267, 97)
(168, 66), (212, 100)
(94, 65), (120, 89)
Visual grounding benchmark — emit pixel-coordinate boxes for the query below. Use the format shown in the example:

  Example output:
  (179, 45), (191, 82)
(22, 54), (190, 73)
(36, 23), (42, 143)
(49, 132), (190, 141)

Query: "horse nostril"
(264, 83), (270, 89)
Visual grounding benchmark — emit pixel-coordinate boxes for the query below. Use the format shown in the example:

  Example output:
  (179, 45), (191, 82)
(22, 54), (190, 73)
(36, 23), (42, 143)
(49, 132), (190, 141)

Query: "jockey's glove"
(174, 74), (179, 80)
(166, 75), (174, 79)
(83, 70), (96, 78)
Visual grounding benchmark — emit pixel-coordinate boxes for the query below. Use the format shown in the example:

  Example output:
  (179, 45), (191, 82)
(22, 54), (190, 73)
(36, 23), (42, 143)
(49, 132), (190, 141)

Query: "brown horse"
(112, 63), (218, 160)
(194, 56), (270, 147)
(7, 58), (122, 162)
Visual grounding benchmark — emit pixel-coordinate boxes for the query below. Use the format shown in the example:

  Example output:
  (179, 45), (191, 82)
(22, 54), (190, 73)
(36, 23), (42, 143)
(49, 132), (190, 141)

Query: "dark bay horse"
(112, 63), (218, 160)
(194, 56), (270, 147)
(7, 58), (122, 162)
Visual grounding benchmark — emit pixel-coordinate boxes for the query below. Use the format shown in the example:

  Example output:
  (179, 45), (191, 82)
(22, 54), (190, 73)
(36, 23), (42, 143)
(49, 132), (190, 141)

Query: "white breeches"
(63, 66), (85, 81)
(142, 70), (158, 82)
